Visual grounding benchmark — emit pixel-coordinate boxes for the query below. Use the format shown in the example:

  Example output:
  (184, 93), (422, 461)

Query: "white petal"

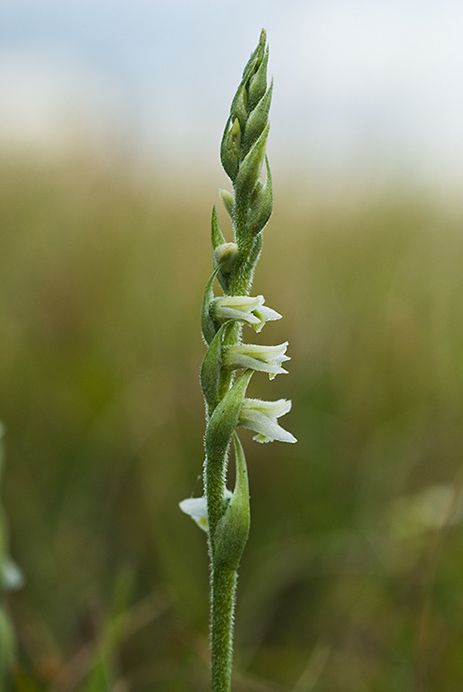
(252, 430), (297, 443)
(240, 408), (297, 443)
(179, 497), (207, 519)
(253, 305), (282, 331)
(215, 295), (263, 314)
(224, 353), (288, 376)
(244, 398), (292, 417)
(216, 307), (261, 324)
(232, 343), (289, 360)
(179, 490), (233, 532)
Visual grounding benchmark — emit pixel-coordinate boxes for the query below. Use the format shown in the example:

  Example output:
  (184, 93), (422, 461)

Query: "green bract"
(178, 30), (296, 692)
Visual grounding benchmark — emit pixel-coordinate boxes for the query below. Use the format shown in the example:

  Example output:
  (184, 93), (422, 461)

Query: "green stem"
(206, 451), (227, 542)
(205, 443), (235, 692)
(229, 236), (262, 297)
(206, 429), (251, 692)
(211, 565), (237, 692)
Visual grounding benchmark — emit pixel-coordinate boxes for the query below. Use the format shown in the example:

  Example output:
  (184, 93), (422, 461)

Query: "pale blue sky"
(1, 0), (463, 186)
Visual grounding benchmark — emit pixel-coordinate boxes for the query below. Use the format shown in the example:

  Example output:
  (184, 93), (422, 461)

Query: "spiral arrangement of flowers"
(179, 30), (296, 691)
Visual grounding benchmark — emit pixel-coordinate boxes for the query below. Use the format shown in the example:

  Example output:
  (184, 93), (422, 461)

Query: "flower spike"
(179, 31), (296, 690)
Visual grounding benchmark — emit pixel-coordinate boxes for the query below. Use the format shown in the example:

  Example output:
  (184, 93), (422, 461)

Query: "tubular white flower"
(212, 295), (281, 331)
(239, 398), (297, 443)
(179, 490), (233, 532)
(223, 342), (290, 379)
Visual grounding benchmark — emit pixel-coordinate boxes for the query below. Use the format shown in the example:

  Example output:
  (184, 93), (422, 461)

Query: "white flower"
(179, 490), (233, 532)
(1, 558), (24, 591)
(213, 295), (281, 331)
(223, 342), (290, 379)
(239, 398), (297, 444)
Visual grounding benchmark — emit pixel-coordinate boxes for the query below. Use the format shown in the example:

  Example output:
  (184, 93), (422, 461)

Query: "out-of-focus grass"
(1, 153), (463, 691)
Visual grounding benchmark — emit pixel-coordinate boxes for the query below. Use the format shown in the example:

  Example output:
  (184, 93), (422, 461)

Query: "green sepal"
(212, 432), (250, 569)
(201, 269), (220, 345)
(219, 188), (234, 219)
(247, 156), (273, 234)
(230, 84), (248, 130)
(234, 122), (269, 201)
(206, 370), (253, 463)
(242, 79), (273, 156)
(220, 117), (241, 182)
(247, 45), (269, 110)
(211, 205), (226, 251)
(200, 323), (228, 413)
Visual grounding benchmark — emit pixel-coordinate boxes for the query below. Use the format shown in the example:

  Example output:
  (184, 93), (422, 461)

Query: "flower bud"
(213, 242), (238, 273)
(220, 117), (241, 181)
(230, 84), (247, 130)
(235, 122), (269, 196)
(242, 80), (273, 156)
(247, 44), (269, 110)
(247, 156), (273, 234)
(219, 188), (234, 218)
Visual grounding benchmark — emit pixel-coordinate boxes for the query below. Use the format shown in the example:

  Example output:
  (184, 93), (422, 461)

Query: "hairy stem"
(211, 567), (237, 692)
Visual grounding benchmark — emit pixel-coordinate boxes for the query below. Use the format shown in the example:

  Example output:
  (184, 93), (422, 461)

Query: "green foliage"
(0, 423), (22, 684)
(1, 149), (463, 690)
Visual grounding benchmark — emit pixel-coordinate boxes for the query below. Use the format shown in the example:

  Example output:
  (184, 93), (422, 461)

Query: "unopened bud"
(230, 85), (248, 129)
(242, 80), (273, 155)
(214, 242), (238, 272)
(247, 156), (273, 234)
(247, 45), (269, 110)
(221, 117), (241, 181)
(235, 122), (269, 195)
(219, 188), (234, 218)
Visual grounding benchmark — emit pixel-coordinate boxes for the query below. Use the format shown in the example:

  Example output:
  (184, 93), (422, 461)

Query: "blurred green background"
(1, 151), (463, 692)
